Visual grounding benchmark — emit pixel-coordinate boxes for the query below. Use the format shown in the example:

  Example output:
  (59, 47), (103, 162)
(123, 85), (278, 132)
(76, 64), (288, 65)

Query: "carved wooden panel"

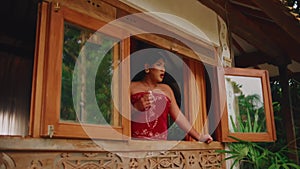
(1, 150), (223, 169)
(0, 153), (16, 169)
(56, 153), (123, 169)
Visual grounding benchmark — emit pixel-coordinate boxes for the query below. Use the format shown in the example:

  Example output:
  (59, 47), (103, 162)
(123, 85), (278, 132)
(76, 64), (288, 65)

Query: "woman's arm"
(173, 112), (213, 142)
(165, 85), (213, 143)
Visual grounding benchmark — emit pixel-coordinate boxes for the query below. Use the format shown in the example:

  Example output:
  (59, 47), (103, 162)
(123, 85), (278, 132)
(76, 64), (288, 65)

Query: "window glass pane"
(225, 75), (266, 133)
(61, 22), (120, 126)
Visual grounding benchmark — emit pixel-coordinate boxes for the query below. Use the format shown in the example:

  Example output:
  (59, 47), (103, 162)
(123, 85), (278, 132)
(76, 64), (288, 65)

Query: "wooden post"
(278, 64), (299, 164)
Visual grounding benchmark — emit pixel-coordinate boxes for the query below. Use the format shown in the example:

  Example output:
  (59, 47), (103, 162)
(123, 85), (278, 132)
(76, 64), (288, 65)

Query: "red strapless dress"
(131, 92), (171, 140)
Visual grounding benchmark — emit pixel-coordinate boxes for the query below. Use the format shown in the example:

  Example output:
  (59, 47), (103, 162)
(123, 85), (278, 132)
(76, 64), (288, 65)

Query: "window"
(31, 3), (130, 139)
(217, 67), (276, 142)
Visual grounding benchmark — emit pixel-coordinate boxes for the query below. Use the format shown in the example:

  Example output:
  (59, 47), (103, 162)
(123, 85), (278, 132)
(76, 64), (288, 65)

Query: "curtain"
(0, 54), (32, 136)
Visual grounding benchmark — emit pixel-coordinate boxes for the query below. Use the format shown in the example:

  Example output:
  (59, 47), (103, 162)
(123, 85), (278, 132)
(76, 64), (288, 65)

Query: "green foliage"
(229, 81), (266, 133)
(217, 137), (300, 169)
(94, 42), (113, 124)
(271, 79), (300, 161)
(60, 23), (82, 122)
(219, 78), (300, 169)
(60, 22), (117, 125)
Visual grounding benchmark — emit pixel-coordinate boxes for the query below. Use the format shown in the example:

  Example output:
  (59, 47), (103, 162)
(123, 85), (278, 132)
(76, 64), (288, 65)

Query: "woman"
(130, 50), (213, 143)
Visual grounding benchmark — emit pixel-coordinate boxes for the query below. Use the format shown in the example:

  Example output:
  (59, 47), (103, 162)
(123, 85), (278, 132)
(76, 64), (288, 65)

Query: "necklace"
(145, 107), (158, 129)
(145, 90), (158, 129)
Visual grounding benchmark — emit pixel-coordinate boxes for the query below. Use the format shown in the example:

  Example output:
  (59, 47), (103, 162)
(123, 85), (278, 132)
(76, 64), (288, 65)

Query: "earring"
(145, 69), (150, 73)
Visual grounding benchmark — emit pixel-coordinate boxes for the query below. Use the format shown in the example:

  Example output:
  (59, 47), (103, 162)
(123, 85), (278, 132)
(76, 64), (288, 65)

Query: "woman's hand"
(198, 134), (213, 144)
(133, 91), (154, 111)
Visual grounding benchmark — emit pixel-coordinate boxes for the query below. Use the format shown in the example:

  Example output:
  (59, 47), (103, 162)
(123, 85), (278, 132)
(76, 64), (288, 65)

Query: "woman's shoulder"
(156, 83), (173, 99)
(130, 81), (145, 94)
(157, 83), (172, 91)
(130, 81), (141, 87)
(131, 81), (146, 88)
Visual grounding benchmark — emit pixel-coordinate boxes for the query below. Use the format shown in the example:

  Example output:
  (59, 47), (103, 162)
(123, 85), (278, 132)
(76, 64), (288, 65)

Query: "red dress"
(131, 92), (171, 140)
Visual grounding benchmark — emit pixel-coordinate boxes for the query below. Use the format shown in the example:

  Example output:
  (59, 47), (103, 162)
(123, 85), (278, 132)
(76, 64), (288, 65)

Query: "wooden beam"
(251, 0), (300, 44)
(198, 0), (289, 65)
(231, 36), (245, 54)
(278, 65), (299, 164)
(248, 15), (300, 63)
(227, 3), (290, 65)
(230, 0), (260, 10)
(230, 2), (273, 23)
(234, 51), (270, 67)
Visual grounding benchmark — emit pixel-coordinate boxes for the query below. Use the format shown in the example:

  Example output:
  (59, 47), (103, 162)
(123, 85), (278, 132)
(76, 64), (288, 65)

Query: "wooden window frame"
(183, 58), (208, 141)
(217, 67), (276, 142)
(30, 2), (130, 139)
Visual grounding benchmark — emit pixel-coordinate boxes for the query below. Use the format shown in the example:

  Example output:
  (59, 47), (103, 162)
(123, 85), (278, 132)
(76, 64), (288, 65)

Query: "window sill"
(0, 136), (223, 152)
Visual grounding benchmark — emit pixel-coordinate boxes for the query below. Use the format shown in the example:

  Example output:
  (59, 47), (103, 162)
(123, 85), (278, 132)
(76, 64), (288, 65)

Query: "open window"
(31, 2), (130, 139)
(217, 67), (276, 142)
(130, 37), (209, 141)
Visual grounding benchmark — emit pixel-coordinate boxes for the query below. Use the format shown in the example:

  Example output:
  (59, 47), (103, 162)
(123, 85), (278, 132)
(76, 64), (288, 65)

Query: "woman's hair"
(131, 48), (167, 81)
(143, 50), (167, 65)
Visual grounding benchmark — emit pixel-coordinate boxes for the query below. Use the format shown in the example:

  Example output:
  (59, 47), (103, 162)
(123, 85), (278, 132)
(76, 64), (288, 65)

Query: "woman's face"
(149, 58), (166, 82)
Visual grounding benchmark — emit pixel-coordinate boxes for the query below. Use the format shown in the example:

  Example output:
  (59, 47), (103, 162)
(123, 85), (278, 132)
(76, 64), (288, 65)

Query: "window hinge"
(47, 125), (54, 138)
(53, 2), (61, 12)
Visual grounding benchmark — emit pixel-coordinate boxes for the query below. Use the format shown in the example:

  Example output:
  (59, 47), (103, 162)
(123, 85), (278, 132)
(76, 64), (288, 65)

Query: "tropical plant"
(219, 86), (300, 169)
(270, 79), (300, 161)
(220, 78), (300, 168)
(217, 137), (300, 169)
(229, 80), (266, 133)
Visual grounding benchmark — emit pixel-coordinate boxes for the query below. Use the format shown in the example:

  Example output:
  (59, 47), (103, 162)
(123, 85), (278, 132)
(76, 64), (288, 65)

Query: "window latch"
(47, 125), (54, 138)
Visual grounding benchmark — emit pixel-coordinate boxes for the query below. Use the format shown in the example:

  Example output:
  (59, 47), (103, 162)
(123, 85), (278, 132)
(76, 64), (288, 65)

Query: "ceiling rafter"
(198, 0), (290, 66)
(230, 2), (274, 23)
(227, 3), (289, 64)
(251, 0), (300, 44)
(229, 0), (261, 10)
(247, 14), (300, 63)
(231, 36), (244, 54)
(234, 51), (271, 67)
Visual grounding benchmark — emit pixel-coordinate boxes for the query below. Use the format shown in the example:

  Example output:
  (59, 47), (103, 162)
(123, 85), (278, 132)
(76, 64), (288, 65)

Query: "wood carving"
(144, 151), (185, 169)
(129, 158), (139, 169)
(28, 160), (43, 169)
(129, 150), (222, 169)
(3, 149), (222, 169)
(0, 153), (16, 169)
(56, 152), (123, 169)
(198, 150), (222, 168)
